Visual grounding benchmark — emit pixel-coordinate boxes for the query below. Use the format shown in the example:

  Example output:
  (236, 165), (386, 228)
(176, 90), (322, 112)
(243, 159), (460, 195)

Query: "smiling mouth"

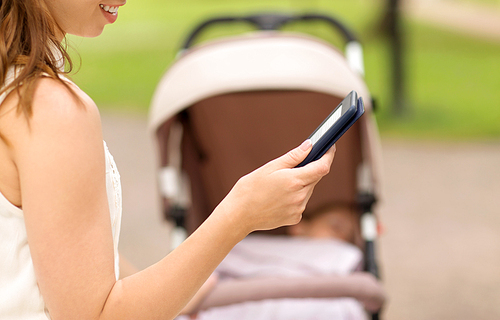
(99, 4), (119, 14)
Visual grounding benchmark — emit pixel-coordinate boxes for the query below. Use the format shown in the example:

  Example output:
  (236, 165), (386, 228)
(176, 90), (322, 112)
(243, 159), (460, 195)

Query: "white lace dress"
(0, 70), (123, 319)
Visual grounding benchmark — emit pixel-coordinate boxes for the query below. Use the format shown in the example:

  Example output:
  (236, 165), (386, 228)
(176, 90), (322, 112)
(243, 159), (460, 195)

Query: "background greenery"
(68, 0), (500, 140)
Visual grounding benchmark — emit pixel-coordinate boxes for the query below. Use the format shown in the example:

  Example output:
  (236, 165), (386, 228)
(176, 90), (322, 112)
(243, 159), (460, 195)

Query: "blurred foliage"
(453, 0), (500, 6)
(67, 0), (500, 140)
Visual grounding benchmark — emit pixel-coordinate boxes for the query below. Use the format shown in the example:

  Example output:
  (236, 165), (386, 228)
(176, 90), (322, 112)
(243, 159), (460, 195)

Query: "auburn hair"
(0, 0), (76, 118)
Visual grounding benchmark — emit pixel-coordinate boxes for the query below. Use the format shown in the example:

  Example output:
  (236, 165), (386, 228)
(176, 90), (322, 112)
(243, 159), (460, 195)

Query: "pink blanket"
(178, 235), (377, 320)
(216, 235), (363, 278)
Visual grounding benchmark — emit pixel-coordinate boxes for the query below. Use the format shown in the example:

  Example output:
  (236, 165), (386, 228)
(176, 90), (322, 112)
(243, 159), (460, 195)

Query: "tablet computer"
(297, 90), (365, 167)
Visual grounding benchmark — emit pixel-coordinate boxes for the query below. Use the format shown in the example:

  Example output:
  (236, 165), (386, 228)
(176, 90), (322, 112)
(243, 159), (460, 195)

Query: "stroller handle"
(181, 13), (360, 51)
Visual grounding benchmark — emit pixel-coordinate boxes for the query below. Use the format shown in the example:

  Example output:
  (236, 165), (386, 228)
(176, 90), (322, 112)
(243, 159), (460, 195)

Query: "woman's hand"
(217, 140), (336, 235)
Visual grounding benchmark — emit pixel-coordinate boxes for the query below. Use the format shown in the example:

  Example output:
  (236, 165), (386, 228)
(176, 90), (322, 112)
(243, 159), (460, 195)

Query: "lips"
(99, 4), (121, 23)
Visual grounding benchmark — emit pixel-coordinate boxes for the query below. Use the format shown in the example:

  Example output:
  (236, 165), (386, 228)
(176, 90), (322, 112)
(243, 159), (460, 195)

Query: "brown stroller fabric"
(157, 90), (363, 234)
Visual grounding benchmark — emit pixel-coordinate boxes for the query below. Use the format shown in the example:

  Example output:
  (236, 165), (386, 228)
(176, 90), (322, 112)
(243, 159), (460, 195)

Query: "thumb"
(268, 139), (312, 170)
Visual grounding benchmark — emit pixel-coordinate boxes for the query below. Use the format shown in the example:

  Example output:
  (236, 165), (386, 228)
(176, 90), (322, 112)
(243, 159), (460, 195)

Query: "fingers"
(264, 142), (335, 186)
(294, 144), (336, 185)
(266, 140), (312, 171)
(228, 143), (336, 232)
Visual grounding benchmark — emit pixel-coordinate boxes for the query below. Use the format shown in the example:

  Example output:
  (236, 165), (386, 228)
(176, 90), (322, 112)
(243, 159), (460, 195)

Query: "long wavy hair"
(0, 0), (76, 118)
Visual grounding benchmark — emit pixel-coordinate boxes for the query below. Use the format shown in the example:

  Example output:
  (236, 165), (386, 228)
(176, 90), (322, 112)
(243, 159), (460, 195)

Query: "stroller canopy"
(149, 32), (372, 131)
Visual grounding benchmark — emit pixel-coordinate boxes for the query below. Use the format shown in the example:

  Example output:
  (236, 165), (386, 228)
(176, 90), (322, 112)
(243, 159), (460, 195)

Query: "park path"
(101, 111), (500, 320)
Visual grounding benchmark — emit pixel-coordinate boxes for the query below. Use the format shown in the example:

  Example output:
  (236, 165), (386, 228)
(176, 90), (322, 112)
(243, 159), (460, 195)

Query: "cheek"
(308, 224), (339, 239)
(52, 4), (104, 37)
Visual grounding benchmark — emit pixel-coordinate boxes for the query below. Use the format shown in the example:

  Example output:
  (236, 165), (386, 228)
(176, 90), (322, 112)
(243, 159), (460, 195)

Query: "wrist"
(211, 199), (252, 243)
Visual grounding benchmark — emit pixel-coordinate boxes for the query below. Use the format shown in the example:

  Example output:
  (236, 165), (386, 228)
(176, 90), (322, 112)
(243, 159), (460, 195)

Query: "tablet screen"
(310, 105), (343, 145)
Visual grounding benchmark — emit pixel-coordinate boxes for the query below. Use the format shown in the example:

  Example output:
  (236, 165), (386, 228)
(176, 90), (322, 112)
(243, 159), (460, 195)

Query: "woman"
(0, 0), (335, 319)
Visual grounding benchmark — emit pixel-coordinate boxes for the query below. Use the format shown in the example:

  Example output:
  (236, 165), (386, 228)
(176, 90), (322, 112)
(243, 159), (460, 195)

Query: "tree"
(382, 0), (408, 116)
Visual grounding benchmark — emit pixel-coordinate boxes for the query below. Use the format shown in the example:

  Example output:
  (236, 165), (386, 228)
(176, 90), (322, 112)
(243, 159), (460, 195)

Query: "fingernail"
(300, 139), (312, 151)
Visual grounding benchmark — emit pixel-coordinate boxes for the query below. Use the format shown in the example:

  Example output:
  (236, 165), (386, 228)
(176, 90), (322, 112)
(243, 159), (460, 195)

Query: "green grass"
(67, 0), (500, 140)
(371, 21), (500, 140)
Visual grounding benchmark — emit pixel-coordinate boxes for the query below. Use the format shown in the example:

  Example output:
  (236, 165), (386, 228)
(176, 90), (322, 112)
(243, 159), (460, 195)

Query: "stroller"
(149, 13), (385, 319)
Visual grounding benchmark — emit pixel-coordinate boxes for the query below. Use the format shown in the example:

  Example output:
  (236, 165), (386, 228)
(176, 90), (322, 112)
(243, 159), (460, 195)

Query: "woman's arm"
(9, 78), (335, 320)
(119, 255), (139, 279)
(180, 273), (219, 315)
(100, 137), (334, 320)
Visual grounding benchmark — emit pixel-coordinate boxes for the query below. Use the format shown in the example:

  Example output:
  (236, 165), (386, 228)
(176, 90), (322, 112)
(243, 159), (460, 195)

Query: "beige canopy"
(149, 32), (372, 131)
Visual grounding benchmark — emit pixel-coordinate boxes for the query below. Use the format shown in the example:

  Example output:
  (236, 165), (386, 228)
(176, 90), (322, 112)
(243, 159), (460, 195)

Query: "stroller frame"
(149, 12), (384, 320)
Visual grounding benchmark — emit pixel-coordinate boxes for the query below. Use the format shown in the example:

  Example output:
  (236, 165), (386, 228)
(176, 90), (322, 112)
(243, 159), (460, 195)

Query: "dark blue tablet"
(297, 90), (365, 167)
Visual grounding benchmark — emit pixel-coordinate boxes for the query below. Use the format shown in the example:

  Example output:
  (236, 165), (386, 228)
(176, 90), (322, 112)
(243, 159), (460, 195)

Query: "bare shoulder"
(1, 76), (101, 133)
(0, 76), (105, 207)
(30, 76), (101, 129)
(2, 76), (105, 163)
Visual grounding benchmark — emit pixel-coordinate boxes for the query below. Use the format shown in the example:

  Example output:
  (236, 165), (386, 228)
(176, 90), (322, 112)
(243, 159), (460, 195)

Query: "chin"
(84, 28), (106, 38)
(68, 26), (106, 38)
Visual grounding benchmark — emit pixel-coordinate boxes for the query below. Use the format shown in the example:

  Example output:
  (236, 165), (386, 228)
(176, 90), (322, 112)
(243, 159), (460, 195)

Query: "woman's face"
(44, 0), (126, 38)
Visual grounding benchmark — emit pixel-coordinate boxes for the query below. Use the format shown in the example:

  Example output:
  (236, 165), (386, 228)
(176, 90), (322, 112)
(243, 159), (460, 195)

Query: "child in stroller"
(177, 202), (385, 320)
